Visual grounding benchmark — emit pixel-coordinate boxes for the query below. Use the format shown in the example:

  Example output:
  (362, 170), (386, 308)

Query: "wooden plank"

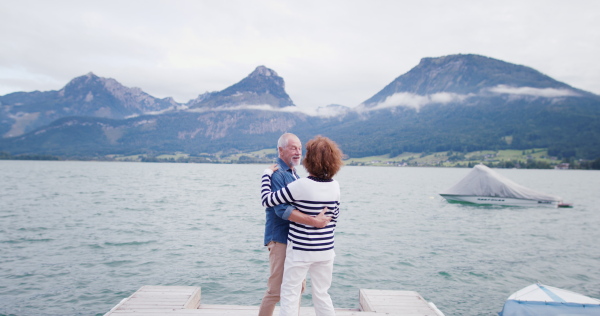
(104, 286), (201, 315)
(359, 289), (443, 316)
(133, 285), (200, 309)
(106, 286), (444, 316)
(137, 286), (198, 292)
(108, 305), (385, 315)
(183, 287), (201, 309)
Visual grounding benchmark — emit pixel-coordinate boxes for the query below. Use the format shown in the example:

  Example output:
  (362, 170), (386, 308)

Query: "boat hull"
(440, 194), (560, 207)
(498, 283), (600, 316)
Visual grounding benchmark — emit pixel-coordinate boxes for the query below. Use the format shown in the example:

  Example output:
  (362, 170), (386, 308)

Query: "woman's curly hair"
(302, 136), (344, 179)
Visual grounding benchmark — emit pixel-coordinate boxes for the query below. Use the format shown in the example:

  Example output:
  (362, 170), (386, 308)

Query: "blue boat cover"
(498, 300), (600, 316)
(498, 283), (600, 315)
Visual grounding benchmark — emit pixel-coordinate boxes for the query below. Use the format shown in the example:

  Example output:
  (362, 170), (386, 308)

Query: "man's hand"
(312, 207), (332, 228)
(288, 207), (332, 228)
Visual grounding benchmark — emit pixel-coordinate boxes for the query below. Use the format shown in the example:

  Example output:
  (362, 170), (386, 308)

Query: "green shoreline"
(3, 149), (600, 169)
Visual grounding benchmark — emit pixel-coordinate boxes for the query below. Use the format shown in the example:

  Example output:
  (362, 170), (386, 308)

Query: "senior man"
(258, 133), (331, 316)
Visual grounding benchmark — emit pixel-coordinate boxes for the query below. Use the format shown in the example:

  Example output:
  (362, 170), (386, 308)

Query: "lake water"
(1, 160), (599, 316)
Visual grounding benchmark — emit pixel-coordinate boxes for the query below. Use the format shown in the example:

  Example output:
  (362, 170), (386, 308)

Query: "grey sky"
(1, 0), (599, 111)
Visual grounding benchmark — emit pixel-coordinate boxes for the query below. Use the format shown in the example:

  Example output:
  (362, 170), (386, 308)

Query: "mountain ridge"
(1, 54), (599, 160)
(0, 72), (177, 137)
(186, 65), (295, 109)
(361, 54), (593, 108)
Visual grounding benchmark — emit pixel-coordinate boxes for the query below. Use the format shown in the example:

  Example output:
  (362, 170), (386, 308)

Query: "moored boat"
(439, 194), (561, 207)
(440, 164), (567, 207)
(498, 283), (600, 316)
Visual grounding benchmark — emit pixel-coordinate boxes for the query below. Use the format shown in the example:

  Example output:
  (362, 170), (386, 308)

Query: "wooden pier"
(104, 285), (444, 316)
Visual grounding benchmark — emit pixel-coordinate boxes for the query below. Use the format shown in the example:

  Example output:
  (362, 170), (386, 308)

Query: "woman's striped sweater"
(261, 171), (340, 262)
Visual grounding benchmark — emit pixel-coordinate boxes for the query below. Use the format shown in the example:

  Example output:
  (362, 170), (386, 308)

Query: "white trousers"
(279, 243), (335, 316)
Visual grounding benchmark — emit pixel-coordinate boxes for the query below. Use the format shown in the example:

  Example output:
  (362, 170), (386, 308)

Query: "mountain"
(336, 55), (600, 159)
(186, 66), (295, 109)
(0, 110), (321, 157)
(1, 55), (599, 160)
(361, 54), (589, 108)
(0, 72), (177, 137)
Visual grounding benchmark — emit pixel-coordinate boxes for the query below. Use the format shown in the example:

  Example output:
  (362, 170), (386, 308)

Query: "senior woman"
(261, 135), (344, 316)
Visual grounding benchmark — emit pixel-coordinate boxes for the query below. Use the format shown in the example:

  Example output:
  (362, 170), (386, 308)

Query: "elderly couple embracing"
(258, 133), (344, 316)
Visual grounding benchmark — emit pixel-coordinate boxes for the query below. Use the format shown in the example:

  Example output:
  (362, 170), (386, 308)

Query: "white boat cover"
(440, 164), (561, 202)
(498, 283), (600, 316)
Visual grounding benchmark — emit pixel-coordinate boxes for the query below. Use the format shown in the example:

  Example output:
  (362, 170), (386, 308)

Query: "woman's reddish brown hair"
(302, 136), (344, 179)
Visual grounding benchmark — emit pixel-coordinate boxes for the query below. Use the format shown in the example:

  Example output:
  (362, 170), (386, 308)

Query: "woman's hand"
(263, 164), (279, 176)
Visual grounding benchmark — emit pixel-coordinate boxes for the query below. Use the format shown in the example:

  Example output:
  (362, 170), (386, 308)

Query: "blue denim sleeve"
(280, 205), (295, 220)
(270, 169), (292, 220)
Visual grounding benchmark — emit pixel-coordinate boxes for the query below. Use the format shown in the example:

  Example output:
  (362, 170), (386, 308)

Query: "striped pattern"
(261, 173), (340, 253)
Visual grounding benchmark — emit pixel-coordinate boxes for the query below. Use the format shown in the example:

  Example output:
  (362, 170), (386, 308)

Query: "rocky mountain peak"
(58, 73), (173, 110)
(361, 54), (580, 107)
(249, 65), (277, 78)
(187, 65), (294, 109)
(0, 72), (177, 137)
(62, 72), (99, 88)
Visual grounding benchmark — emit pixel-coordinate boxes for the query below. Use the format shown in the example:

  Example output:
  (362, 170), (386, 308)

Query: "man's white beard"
(290, 156), (301, 167)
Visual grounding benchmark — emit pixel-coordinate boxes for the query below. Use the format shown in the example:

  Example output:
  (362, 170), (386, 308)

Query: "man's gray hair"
(277, 133), (296, 150)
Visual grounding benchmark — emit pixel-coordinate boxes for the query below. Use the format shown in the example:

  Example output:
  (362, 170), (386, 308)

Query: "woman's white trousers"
(278, 242), (335, 316)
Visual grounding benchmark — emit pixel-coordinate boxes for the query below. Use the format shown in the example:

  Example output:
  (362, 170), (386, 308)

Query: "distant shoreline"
(2, 149), (600, 170)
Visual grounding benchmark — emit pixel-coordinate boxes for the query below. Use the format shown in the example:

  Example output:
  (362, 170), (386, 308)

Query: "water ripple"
(0, 161), (599, 316)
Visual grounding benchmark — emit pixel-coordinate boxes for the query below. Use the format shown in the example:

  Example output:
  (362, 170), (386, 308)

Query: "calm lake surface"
(1, 160), (599, 316)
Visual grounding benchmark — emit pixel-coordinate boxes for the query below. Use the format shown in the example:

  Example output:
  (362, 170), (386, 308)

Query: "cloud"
(313, 105), (351, 118)
(182, 103), (338, 117)
(488, 85), (580, 97)
(354, 85), (580, 114)
(1, 0), (599, 110)
(365, 92), (470, 111)
(185, 104), (275, 113)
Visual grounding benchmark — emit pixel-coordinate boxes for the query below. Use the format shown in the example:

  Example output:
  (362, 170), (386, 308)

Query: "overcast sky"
(1, 0), (599, 111)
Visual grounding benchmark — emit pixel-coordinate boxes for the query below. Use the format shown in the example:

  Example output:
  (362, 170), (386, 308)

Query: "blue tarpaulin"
(499, 300), (600, 316)
(498, 284), (600, 316)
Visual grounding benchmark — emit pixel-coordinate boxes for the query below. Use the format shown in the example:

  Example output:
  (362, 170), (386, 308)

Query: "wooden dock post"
(104, 285), (444, 316)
